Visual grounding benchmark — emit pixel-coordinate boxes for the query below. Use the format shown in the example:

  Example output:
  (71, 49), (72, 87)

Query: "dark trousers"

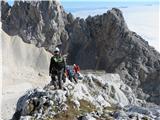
(51, 69), (64, 89)
(68, 75), (77, 83)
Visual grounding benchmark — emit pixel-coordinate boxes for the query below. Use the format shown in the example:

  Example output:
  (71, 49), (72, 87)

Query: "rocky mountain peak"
(107, 8), (127, 26)
(1, 1), (11, 20)
(1, 0), (68, 52)
(66, 8), (160, 105)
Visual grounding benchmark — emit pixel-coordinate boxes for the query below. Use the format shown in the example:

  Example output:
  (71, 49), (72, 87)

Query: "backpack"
(66, 66), (75, 77)
(52, 55), (65, 70)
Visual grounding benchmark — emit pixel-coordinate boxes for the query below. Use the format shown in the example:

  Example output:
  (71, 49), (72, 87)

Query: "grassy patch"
(103, 106), (117, 112)
(100, 105), (120, 120)
(142, 116), (149, 120)
(79, 99), (96, 114)
(49, 97), (96, 120)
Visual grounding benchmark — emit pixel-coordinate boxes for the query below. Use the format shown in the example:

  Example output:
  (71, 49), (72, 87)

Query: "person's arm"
(63, 58), (66, 73)
(78, 66), (80, 72)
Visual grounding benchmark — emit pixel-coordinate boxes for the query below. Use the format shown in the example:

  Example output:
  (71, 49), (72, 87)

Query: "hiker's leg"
(51, 75), (57, 89)
(69, 75), (72, 82)
(62, 73), (66, 83)
(58, 69), (63, 89)
(73, 76), (78, 83)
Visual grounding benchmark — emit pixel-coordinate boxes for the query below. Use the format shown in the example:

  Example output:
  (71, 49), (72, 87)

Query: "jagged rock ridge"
(1, 0), (68, 52)
(66, 8), (160, 105)
(1, 0), (160, 105)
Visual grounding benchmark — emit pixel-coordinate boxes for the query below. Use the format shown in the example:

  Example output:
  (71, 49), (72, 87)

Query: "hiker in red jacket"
(73, 64), (80, 74)
(73, 64), (81, 80)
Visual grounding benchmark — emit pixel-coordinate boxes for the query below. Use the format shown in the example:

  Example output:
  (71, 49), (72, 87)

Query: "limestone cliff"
(66, 8), (160, 104)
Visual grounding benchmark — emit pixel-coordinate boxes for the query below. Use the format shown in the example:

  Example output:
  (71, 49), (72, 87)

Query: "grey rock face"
(66, 8), (160, 104)
(1, 1), (11, 20)
(1, 0), (68, 52)
(140, 70), (160, 105)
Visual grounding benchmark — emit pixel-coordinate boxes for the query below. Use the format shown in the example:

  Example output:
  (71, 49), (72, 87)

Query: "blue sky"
(7, 0), (159, 6)
(61, 0), (159, 1)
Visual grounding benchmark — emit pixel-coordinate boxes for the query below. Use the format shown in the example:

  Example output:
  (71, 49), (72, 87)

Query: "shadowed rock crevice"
(140, 70), (160, 105)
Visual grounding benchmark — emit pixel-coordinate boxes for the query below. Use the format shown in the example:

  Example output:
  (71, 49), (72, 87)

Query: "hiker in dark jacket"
(49, 47), (65, 89)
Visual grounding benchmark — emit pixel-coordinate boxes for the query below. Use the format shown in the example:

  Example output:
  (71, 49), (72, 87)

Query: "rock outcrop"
(12, 74), (160, 120)
(1, 0), (160, 105)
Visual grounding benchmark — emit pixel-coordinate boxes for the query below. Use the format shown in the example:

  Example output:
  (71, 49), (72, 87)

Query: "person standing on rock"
(49, 47), (66, 89)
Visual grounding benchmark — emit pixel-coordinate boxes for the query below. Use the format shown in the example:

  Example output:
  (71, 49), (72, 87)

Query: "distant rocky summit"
(1, 0), (160, 105)
(1, 0), (68, 52)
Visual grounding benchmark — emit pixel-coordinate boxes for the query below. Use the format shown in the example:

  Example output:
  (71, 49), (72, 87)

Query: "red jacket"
(74, 65), (80, 73)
